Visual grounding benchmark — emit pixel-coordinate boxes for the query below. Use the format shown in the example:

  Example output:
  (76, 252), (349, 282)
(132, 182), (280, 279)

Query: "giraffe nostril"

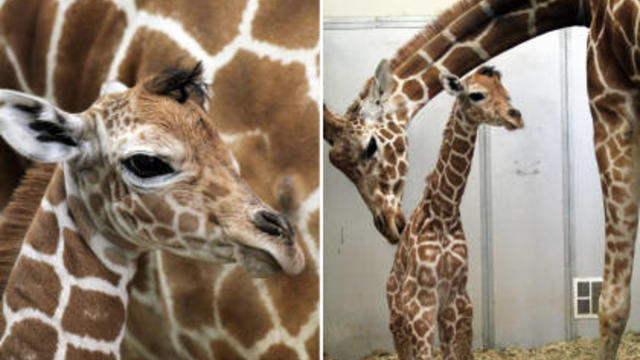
(508, 108), (521, 118)
(253, 210), (294, 243)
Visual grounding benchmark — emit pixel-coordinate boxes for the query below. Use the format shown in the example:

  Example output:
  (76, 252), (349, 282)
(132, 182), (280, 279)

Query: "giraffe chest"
(396, 227), (469, 286)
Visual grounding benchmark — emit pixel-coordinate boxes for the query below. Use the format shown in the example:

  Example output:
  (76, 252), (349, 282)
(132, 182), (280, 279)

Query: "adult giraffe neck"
(389, 0), (589, 117)
(0, 166), (137, 359)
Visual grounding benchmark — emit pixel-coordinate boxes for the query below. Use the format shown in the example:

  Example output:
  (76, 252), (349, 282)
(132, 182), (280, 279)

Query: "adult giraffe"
(0, 0), (319, 359)
(324, 0), (635, 358)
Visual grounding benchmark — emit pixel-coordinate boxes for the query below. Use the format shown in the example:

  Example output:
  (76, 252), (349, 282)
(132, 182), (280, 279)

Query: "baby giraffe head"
(324, 60), (408, 244)
(440, 66), (524, 130)
(0, 63), (304, 277)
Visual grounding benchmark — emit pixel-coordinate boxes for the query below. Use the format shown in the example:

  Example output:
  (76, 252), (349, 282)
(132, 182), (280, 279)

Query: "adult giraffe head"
(0, 63), (305, 277)
(324, 60), (409, 244)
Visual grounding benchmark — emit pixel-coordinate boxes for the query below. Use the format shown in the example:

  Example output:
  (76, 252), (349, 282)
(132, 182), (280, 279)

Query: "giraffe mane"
(389, 0), (483, 71)
(0, 162), (55, 294)
(144, 62), (208, 105)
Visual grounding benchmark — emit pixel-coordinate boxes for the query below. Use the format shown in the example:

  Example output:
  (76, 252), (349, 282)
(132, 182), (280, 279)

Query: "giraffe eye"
(364, 137), (378, 159)
(468, 92), (485, 102)
(122, 154), (174, 178)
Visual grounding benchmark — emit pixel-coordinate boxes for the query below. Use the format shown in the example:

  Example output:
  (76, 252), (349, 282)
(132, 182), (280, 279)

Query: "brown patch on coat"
(128, 254), (150, 293)
(178, 213), (199, 233)
(162, 252), (216, 330)
(260, 344), (299, 360)
(0, 319), (57, 359)
(140, 195), (175, 225)
(210, 340), (245, 360)
(402, 79), (424, 101)
(125, 291), (179, 359)
(54, 0), (126, 112)
(61, 286), (126, 341)
(135, 0), (246, 55)
(0, 0), (57, 95)
(479, 13), (530, 57)
(45, 168), (66, 206)
(66, 346), (116, 360)
(132, 203), (154, 224)
(205, 181), (231, 200)
(24, 208), (59, 255)
(179, 334), (210, 360)
(63, 228), (121, 285)
(5, 257), (62, 316)
(217, 267), (273, 346)
(252, 0), (318, 49)
(152, 226), (175, 242)
(210, 50), (318, 205)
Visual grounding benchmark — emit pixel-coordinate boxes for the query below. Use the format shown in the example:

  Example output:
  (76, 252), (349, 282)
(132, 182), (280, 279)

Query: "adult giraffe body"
(325, 0), (636, 358)
(0, 0), (319, 359)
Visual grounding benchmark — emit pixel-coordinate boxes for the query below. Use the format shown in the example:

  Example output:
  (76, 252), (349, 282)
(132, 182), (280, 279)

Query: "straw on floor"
(325, 332), (640, 360)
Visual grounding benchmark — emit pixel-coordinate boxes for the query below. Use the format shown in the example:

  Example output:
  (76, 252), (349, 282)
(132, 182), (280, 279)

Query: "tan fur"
(0, 163), (55, 294)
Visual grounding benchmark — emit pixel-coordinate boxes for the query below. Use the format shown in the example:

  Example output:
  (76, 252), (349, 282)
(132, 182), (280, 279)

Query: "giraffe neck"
(424, 103), (477, 222)
(0, 166), (138, 360)
(390, 0), (588, 116)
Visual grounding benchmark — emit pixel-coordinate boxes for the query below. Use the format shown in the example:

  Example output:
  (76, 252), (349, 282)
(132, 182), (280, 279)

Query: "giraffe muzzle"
(252, 210), (295, 244)
(231, 209), (304, 277)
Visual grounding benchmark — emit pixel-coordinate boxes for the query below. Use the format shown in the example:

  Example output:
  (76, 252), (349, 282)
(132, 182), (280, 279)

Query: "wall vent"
(573, 277), (602, 319)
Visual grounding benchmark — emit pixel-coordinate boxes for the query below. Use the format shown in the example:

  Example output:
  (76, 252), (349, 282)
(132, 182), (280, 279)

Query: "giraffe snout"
(252, 210), (295, 244)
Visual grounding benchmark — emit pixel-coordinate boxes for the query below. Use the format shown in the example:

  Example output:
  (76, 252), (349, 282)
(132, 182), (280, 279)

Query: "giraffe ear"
(371, 59), (394, 99)
(100, 80), (129, 97)
(440, 73), (465, 96)
(0, 90), (86, 162)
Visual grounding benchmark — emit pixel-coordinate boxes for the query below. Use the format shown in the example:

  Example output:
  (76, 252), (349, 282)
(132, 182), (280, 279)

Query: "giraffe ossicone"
(0, 64), (305, 358)
(387, 66), (523, 360)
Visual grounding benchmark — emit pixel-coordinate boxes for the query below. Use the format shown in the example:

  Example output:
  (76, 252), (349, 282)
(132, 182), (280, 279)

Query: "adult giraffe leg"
(589, 79), (640, 360)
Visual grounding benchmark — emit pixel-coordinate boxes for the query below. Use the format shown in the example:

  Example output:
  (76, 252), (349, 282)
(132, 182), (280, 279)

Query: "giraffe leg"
(411, 305), (437, 360)
(589, 98), (639, 360)
(388, 269), (413, 360)
(437, 289), (473, 360)
(389, 308), (412, 360)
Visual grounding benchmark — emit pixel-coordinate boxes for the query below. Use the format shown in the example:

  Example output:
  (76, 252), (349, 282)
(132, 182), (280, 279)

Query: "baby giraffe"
(386, 66), (524, 360)
(0, 64), (304, 359)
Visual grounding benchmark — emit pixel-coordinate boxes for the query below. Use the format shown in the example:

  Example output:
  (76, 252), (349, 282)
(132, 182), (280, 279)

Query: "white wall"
(324, 0), (451, 17)
(324, 19), (640, 360)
